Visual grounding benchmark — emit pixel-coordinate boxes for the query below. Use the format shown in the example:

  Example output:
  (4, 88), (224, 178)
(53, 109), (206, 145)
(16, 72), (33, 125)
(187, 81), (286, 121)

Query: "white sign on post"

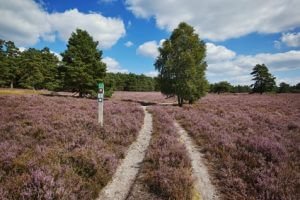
(98, 83), (104, 126)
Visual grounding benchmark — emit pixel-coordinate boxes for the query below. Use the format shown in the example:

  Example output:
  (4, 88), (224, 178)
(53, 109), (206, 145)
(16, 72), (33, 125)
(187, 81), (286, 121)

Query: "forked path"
(97, 106), (153, 200)
(174, 121), (219, 200)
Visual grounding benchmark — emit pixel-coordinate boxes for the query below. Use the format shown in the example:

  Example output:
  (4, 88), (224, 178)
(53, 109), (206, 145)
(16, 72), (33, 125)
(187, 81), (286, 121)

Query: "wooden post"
(98, 83), (104, 126)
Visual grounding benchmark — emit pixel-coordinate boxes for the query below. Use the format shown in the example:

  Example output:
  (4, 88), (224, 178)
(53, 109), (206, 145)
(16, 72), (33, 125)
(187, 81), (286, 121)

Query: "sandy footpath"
(174, 121), (219, 200)
(97, 106), (153, 200)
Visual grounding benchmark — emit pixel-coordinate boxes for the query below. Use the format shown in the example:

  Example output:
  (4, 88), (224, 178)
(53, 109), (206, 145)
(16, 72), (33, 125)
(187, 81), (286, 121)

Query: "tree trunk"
(10, 81), (13, 89)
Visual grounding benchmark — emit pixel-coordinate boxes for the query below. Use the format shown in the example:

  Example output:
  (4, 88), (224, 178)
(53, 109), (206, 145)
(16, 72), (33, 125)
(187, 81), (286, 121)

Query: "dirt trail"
(97, 106), (153, 200)
(174, 121), (219, 200)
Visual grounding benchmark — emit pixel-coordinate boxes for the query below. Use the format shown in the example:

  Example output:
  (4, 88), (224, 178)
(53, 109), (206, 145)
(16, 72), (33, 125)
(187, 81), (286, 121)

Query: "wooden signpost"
(98, 83), (104, 126)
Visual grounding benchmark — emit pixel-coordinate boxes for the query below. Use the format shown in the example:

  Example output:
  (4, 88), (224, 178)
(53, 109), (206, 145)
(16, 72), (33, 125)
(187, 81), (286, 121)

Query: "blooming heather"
(112, 91), (176, 104)
(0, 95), (144, 199)
(127, 106), (194, 200)
(166, 94), (300, 200)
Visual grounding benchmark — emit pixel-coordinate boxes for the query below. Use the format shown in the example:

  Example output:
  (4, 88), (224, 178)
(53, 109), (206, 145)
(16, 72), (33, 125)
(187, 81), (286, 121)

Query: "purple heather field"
(127, 106), (194, 200)
(0, 94), (144, 199)
(0, 92), (299, 200)
(165, 94), (300, 200)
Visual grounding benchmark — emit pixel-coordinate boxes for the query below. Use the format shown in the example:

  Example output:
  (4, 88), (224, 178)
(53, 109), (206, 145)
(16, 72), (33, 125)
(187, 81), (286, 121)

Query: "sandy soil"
(97, 106), (153, 200)
(174, 121), (219, 200)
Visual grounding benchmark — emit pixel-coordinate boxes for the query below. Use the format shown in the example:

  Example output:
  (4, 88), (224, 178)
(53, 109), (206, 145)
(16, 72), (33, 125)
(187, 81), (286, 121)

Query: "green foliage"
(155, 22), (208, 106)
(19, 48), (59, 90)
(231, 85), (251, 93)
(105, 72), (157, 92)
(210, 81), (232, 94)
(104, 73), (115, 98)
(0, 40), (21, 88)
(251, 64), (276, 94)
(277, 82), (300, 93)
(278, 82), (290, 93)
(61, 29), (106, 97)
(0, 39), (60, 90)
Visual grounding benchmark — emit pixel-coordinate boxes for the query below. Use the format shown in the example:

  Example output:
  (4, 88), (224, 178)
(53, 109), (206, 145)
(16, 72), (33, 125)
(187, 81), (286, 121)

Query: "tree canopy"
(155, 22), (208, 106)
(0, 40), (21, 88)
(251, 64), (276, 94)
(61, 29), (106, 97)
(210, 81), (232, 94)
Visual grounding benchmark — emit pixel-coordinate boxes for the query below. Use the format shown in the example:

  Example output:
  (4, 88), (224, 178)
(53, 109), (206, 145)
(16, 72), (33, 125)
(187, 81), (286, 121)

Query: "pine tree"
(0, 40), (20, 88)
(62, 29), (106, 97)
(251, 64), (276, 94)
(19, 48), (44, 89)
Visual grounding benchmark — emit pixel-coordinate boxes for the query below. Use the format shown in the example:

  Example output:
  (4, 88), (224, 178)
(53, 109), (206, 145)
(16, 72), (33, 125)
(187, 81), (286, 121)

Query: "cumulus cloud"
(49, 9), (125, 48)
(0, 0), (125, 48)
(126, 0), (300, 41)
(136, 39), (165, 58)
(206, 43), (300, 85)
(102, 57), (128, 73)
(125, 41), (133, 47)
(206, 43), (236, 63)
(281, 32), (300, 47)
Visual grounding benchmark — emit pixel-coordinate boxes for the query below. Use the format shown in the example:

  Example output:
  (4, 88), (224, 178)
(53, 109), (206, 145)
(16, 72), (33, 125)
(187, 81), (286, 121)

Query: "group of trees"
(1, 23), (299, 106)
(0, 30), (159, 97)
(0, 40), (60, 90)
(210, 81), (251, 94)
(106, 73), (158, 92)
(277, 82), (300, 93)
(209, 64), (300, 94)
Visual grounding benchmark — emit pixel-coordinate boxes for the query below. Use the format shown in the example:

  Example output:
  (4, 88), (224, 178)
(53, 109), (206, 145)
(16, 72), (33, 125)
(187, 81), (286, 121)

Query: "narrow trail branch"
(174, 121), (219, 200)
(97, 106), (153, 200)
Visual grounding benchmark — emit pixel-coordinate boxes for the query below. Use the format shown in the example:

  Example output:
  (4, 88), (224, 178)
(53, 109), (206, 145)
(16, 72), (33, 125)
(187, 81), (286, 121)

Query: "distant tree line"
(0, 40), (61, 91)
(0, 30), (159, 98)
(210, 81), (251, 94)
(210, 64), (300, 94)
(105, 73), (159, 92)
(1, 27), (299, 102)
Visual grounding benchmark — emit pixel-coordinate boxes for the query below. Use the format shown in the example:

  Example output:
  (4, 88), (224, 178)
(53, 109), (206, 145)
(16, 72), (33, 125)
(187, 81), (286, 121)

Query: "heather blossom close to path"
(0, 94), (144, 200)
(166, 94), (300, 200)
(127, 106), (195, 200)
(112, 91), (177, 104)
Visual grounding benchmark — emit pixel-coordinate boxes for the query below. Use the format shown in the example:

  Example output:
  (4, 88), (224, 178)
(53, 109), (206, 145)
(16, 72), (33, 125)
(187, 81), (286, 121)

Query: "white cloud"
(281, 32), (300, 47)
(49, 9), (125, 48)
(206, 43), (236, 63)
(136, 39), (165, 58)
(125, 41), (133, 47)
(277, 77), (300, 85)
(102, 57), (128, 73)
(0, 0), (125, 48)
(145, 71), (158, 77)
(274, 40), (281, 49)
(126, 0), (300, 41)
(206, 43), (300, 85)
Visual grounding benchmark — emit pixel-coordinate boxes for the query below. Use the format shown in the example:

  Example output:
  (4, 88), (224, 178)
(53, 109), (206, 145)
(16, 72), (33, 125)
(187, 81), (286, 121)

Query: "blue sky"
(1, 0), (300, 85)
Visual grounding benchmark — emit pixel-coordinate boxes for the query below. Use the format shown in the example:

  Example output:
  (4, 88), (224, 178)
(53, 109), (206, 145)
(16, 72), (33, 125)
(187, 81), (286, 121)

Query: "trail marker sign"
(98, 83), (104, 126)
